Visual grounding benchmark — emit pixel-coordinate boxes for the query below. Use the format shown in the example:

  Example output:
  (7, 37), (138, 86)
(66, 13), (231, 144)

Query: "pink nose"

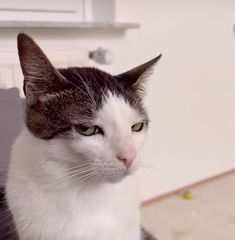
(117, 149), (137, 168)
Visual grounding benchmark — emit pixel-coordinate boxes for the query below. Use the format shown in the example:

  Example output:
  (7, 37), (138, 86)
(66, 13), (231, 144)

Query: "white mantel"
(0, 20), (140, 30)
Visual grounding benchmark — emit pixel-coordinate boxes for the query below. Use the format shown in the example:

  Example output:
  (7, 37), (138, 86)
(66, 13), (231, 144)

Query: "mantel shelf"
(0, 20), (140, 30)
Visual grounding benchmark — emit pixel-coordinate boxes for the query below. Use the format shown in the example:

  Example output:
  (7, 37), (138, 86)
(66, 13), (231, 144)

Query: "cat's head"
(17, 33), (161, 184)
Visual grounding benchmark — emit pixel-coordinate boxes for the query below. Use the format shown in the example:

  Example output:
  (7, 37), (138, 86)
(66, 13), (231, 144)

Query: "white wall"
(0, 0), (235, 201)
(121, 0), (235, 200)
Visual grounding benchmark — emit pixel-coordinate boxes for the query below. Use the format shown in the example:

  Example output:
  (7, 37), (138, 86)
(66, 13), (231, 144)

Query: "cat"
(4, 33), (161, 240)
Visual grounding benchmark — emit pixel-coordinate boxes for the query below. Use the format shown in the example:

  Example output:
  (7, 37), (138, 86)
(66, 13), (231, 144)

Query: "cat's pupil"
(80, 126), (90, 132)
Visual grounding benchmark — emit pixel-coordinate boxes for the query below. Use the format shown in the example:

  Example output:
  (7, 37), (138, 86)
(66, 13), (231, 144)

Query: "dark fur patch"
(17, 33), (161, 139)
(0, 188), (19, 240)
(141, 227), (158, 240)
(25, 67), (147, 139)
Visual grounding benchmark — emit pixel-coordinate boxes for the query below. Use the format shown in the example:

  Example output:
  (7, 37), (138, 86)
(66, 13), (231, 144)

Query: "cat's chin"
(101, 166), (137, 184)
(102, 175), (128, 184)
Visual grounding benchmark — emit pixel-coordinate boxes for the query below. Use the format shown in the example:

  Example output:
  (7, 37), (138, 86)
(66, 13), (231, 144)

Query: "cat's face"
(17, 33), (161, 184)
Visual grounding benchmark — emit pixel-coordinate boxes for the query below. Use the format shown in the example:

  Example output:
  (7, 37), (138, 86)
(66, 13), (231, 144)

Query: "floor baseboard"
(141, 168), (235, 207)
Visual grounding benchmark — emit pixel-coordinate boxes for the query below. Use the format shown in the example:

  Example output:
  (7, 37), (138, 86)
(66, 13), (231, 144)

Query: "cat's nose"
(117, 148), (137, 168)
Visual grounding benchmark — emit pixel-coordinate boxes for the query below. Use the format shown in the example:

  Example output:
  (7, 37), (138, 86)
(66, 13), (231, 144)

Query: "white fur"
(6, 92), (147, 240)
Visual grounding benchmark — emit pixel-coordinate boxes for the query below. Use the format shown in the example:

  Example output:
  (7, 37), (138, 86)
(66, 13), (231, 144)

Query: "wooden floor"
(141, 172), (235, 240)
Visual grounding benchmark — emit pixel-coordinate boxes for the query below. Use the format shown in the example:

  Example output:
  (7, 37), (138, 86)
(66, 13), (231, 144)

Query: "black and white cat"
(5, 33), (161, 240)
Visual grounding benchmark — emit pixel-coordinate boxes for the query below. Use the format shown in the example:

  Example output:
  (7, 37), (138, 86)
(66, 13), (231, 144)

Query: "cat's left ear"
(116, 54), (162, 88)
(17, 33), (74, 105)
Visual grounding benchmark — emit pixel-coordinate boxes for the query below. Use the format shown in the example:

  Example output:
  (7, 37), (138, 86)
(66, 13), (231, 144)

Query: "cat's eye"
(75, 125), (103, 136)
(132, 122), (145, 132)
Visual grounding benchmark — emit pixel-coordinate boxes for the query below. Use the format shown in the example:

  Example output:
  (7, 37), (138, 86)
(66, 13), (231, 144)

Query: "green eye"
(132, 122), (145, 132)
(75, 125), (103, 136)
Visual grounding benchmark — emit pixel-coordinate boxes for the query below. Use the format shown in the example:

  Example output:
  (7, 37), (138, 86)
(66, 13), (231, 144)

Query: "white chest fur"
(6, 129), (141, 240)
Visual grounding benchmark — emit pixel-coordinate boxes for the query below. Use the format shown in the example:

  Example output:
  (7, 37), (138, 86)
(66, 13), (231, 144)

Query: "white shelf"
(0, 20), (140, 30)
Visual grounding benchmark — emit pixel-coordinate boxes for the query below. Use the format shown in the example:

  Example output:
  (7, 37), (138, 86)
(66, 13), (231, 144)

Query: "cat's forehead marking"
(96, 91), (141, 130)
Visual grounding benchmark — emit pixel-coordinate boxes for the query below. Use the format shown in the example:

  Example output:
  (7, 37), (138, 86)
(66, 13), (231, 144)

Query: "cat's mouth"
(100, 164), (138, 183)
(67, 160), (138, 185)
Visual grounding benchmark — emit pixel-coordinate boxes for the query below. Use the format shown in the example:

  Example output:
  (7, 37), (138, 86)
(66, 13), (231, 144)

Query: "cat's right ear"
(17, 33), (72, 104)
(116, 54), (162, 89)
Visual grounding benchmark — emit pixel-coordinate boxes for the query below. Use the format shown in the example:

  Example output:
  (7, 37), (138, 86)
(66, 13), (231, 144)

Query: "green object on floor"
(182, 191), (193, 200)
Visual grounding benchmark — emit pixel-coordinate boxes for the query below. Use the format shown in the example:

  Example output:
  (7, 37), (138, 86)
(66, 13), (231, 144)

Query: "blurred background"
(0, 0), (235, 239)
